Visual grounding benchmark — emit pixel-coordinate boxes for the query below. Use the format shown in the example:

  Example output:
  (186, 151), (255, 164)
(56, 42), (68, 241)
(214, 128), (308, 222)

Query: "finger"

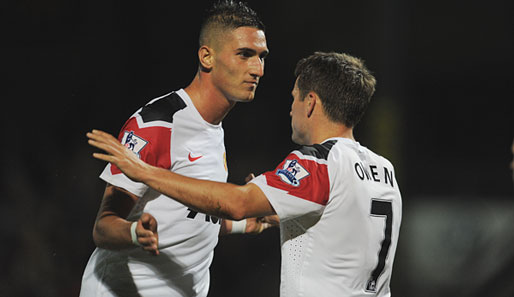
(92, 152), (115, 163)
(88, 131), (124, 151)
(141, 239), (159, 252)
(142, 244), (159, 256)
(245, 173), (256, 183)
(87, 131), (111, 144)
(91, 129), (113, 139)
(140, 213), (151, 224)
(136, 221), (155, 237)
(137, 229), (155, 239)
(87, 132), (121, 149)
(141, 214), (159, 233)
(88, 138), (111, 153)
(139, 235), (159, 256)
(258, 223), (264, 233)
(138, 235), (157, 246)
(92, 129), (123, 147)
(148, 219), (158, 233)
(88, 137), (126, 160)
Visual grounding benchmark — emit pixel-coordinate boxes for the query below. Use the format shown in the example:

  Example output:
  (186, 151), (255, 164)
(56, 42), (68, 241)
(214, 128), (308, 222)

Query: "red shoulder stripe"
(110, 117), (171, 175)
(263, 153), (329, 206)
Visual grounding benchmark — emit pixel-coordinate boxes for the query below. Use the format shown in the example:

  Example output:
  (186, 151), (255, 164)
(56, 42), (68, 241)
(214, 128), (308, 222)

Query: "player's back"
(304, 138), (401, 296)
(274, 138), (401, 297)
(250, 137), (401, 297)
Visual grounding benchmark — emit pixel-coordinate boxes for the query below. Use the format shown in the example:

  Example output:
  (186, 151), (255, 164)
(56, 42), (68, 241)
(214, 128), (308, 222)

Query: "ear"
(198, 46), (214, 72)
(306, 92), (318, 118)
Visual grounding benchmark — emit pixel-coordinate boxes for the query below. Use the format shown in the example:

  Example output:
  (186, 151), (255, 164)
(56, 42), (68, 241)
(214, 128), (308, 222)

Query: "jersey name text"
(354, 162), (395, 188)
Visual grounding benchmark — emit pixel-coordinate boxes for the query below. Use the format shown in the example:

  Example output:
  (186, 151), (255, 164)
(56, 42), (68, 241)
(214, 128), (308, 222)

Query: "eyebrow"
(236, 47), (269, 57)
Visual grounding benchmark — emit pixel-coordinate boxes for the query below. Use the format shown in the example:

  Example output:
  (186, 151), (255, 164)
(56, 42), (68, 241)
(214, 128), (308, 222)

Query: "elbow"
(92, 222), (107, 249)
(227, 207), (246, 221)
(223, 187), (251, 221)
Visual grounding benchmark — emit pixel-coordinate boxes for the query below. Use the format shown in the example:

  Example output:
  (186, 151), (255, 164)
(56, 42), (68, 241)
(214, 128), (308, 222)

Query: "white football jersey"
(251, 138), (402, 297)
(80, 89), (228, 297)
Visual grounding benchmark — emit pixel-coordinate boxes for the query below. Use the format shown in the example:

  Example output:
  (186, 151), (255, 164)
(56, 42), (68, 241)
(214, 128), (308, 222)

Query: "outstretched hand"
(87, 129), (148, 182)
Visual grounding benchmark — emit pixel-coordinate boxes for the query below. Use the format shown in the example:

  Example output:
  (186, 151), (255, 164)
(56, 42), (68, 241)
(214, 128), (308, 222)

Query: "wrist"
(230, 219), (247, 234)
(142, 163), (162, 185)
(130, 221), (141, 246)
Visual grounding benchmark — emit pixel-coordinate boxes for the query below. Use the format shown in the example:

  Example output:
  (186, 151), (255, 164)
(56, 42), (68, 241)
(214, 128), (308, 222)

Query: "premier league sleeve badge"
(276, 159), (310, 187)
(121, 131), (148, 158)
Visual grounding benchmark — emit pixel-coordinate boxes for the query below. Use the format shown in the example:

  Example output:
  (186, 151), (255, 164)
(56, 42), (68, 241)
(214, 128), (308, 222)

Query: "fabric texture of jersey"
(251, 138), (402, 297)
(80, 89), (228, 297)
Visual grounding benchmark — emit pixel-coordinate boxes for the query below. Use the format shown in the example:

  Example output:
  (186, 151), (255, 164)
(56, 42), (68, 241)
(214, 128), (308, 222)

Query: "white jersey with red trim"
(251, 138), (402, 297)
(80, 89), (228, 297)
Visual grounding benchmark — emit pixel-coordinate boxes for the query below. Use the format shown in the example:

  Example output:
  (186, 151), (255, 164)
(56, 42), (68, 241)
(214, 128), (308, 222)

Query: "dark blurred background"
(2, 0), (513, 296)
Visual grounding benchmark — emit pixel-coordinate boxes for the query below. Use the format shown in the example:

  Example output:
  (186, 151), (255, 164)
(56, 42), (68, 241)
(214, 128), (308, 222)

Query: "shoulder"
(295, 139), (338, 161)
(363, 146), (395, 169)
(137, 92), (188, 124)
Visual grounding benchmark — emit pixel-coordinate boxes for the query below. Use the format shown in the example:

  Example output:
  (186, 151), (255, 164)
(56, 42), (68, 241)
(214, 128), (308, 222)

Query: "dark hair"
(199, 1), (265, 46)
(294, 52), (376, 128)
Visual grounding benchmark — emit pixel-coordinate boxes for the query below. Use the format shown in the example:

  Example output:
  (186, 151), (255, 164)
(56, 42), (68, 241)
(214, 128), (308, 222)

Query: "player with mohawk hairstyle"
(80, 1), (269, 296)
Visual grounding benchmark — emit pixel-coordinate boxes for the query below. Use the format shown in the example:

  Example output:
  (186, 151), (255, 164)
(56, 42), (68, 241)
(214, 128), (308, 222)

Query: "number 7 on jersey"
(366, 199), (393, 293)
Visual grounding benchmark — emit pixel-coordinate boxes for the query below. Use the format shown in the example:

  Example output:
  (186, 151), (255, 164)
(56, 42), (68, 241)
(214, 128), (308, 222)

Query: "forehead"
(222, 27), (267, 51)
(292, 77), (299, 93)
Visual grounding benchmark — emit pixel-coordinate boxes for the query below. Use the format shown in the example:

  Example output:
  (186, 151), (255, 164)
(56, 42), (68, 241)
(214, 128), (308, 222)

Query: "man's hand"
(244, 217), (272, 234)
(261, 215), (280, 227)
(87, 129), (148, 182)
(134, 213), (160, 256)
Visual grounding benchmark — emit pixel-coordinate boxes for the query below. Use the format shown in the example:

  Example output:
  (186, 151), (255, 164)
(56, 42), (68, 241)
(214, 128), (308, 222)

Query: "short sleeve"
(99, 116), (172, 197)
(250, 150), (330, 221)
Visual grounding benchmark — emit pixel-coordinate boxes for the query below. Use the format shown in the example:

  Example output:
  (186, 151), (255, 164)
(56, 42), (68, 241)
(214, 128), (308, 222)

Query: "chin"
(291, 130), (308, 145)
(234, 92), (256, 103)
(291, 134), (301, 145)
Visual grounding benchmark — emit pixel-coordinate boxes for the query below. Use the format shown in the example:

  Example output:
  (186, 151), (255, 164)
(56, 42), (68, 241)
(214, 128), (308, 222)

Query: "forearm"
(142, 165), (245, 220)
(93, 214), (133, 250)
(141, 165), (268, 220)
(92, 184), (139, 250)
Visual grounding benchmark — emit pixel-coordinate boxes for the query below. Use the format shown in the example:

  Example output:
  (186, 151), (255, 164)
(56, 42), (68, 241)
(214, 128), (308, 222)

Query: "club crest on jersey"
(276, 159), (309, 187)
(121, 131), (148, 157)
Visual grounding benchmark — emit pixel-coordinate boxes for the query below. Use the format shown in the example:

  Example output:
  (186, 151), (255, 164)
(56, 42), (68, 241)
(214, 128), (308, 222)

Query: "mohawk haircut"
(199, 0), (265, 47)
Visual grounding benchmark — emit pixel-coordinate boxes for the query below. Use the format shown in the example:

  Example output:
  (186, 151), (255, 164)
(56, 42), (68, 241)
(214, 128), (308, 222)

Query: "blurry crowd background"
(2, 0), (513, 296)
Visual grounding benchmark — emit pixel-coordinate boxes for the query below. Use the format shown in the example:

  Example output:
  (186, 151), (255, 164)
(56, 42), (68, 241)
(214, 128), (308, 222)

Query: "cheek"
(214, 57), (237, 79)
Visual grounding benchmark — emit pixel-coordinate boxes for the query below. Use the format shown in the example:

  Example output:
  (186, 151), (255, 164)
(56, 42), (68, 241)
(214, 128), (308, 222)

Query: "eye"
(237, 50), (253, 58)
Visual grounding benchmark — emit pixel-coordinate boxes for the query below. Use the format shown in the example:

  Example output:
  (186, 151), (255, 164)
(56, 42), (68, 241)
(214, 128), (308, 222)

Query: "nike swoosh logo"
(188, 153), (203, 162)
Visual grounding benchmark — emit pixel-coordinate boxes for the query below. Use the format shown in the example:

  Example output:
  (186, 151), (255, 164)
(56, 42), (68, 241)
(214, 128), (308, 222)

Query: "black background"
(2, 0), (513, 296)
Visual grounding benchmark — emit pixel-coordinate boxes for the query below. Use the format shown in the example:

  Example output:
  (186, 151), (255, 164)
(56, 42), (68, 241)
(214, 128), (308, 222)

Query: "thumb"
(140, 213), (158, 233)
(245, 173), (256, 183)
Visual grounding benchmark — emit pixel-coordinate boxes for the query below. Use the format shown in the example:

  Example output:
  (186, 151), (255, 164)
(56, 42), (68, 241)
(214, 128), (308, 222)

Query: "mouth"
(244, 80), (259, 87)
(243, 81), (258, 92)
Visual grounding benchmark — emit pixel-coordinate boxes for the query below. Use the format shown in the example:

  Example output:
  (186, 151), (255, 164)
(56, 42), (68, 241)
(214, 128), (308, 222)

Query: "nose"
(249, 57), (264, 78)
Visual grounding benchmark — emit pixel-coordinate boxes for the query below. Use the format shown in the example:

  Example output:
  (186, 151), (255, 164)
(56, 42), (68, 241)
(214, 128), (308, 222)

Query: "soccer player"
(88, 51), (403, 296)
(80, 1), (269, 296)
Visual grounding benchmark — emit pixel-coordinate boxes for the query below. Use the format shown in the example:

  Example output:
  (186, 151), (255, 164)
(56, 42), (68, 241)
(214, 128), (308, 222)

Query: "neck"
(308, 119), (355, 145)
(184, 72), (236, 125)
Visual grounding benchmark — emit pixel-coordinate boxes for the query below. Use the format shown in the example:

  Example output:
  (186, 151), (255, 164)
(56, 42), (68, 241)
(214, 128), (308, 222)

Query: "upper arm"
(247, 147), (332, 221)
(95, 183), (139, 223)
(238, 183), (276, 219)
(92, 183), (140, 248)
